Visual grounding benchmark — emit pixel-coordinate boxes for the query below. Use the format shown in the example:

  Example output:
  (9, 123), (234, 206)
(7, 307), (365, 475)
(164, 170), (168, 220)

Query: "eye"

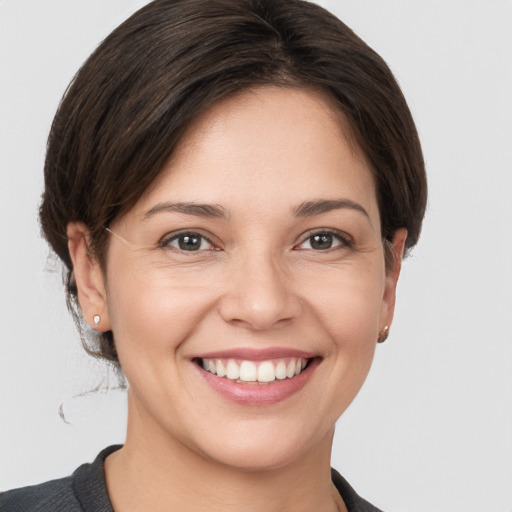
(295, 231), (352, 251)
(161, 232), (215, 252)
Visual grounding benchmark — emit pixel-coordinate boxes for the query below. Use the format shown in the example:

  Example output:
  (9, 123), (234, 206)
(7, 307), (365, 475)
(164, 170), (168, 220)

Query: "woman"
(1, 0), (426, 510)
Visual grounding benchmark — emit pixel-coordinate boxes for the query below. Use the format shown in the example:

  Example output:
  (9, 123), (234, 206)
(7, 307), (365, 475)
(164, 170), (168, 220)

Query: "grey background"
(1, 1), (511, 510)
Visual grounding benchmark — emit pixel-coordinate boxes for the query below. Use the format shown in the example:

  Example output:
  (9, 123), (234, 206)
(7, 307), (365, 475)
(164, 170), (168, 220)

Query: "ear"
(379, 228), (408, 331)
(67, 222), (111, 331)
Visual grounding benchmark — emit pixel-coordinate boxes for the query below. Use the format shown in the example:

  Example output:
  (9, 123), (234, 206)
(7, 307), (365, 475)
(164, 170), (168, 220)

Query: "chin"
(201, 438), (309, 473)
(187, 415), (333, 473)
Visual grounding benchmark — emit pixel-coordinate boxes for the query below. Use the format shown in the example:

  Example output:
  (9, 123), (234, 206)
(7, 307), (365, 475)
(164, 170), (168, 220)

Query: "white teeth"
(216, 360), (226, 378)
(257, 361), (276, 382)
(286, 360), (296, 378)
(239, 361), (258, 381)
(201, 357), (310, 383)
(226, 360), (240, 380)
(275, 361), (287, 380)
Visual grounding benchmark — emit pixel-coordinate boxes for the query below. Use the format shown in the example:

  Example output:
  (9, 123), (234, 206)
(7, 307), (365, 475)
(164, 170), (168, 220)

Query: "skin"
(68, 86), (407, 512)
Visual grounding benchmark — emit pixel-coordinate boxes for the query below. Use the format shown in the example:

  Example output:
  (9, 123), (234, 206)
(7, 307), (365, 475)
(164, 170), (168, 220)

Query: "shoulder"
(0, 476), (80, 512)
(331, 468), (385, 512)
(0, 445), (121, 512)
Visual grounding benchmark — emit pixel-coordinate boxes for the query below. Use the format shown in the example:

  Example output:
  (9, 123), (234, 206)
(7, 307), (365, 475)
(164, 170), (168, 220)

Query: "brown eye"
(310, 233), (334, 250)
(165, 233), (213, 251)
(295, 231), (351, 251)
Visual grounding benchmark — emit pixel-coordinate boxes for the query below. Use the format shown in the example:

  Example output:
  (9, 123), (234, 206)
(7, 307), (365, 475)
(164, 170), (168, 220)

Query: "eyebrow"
(143, 202), (228, 219)
(143, 198), (370, 222)
(292, 199), (370, 219)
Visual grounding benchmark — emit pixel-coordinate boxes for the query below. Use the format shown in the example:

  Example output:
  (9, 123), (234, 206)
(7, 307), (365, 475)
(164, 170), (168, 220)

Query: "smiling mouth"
(197, 357), (312, 384)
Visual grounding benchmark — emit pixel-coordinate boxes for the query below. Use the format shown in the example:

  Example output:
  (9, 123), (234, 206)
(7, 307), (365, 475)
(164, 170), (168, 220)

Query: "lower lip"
(195, 358), (319, 405)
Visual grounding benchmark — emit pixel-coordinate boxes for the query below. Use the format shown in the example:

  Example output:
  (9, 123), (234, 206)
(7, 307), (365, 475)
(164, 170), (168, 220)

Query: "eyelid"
(158, 230), (221, 251)
(293, 228), (354, 250)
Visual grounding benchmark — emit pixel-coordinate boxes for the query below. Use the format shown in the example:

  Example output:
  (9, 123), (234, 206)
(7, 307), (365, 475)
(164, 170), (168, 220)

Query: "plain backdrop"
(1, 1), (511, 511)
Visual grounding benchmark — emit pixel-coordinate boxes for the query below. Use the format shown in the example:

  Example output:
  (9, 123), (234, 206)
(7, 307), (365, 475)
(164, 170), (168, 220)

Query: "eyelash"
(159, 231), (218, 252)
(159, 229), (353, 253)
(294, 230), (353, 251)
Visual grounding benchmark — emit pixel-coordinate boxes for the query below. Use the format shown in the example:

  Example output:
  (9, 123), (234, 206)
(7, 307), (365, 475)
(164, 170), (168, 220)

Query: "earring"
(377, 325), (390, 343)
(93, 314), (101, 328)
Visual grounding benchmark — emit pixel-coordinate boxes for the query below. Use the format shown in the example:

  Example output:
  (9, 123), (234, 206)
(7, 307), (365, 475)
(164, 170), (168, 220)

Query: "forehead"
(135, 86), (378, 222)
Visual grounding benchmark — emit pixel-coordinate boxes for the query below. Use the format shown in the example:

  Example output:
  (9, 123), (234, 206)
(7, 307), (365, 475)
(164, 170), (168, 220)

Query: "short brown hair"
(40, 0), (427, 365)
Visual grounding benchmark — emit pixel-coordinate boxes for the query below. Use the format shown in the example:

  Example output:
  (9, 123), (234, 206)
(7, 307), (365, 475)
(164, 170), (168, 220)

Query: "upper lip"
(193, 347), (316, 361)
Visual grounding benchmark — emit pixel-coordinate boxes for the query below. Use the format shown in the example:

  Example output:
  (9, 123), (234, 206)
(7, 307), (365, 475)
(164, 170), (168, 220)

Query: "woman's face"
(80, 86), (405, 471)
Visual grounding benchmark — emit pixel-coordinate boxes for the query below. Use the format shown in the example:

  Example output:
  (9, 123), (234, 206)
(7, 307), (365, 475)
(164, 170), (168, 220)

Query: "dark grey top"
(1, 445), (383, 511)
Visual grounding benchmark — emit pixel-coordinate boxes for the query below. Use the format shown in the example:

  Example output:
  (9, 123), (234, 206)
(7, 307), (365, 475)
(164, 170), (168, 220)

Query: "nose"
(218, 251), (301, 331)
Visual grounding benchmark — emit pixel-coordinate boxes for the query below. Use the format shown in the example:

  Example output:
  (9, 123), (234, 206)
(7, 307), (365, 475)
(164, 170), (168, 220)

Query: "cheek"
(105, 273), (221, 423)
(303, 262), (385, 342)
(105, 265), (219, 363)
(303, 263), (384, 401)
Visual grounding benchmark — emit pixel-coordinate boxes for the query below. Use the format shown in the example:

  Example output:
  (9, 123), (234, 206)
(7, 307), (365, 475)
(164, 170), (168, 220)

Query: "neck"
(105, 393), (344, 512)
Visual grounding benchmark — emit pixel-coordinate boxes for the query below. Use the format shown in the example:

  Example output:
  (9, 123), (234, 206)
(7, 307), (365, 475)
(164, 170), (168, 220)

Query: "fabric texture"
(1, 445), (383, 511)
